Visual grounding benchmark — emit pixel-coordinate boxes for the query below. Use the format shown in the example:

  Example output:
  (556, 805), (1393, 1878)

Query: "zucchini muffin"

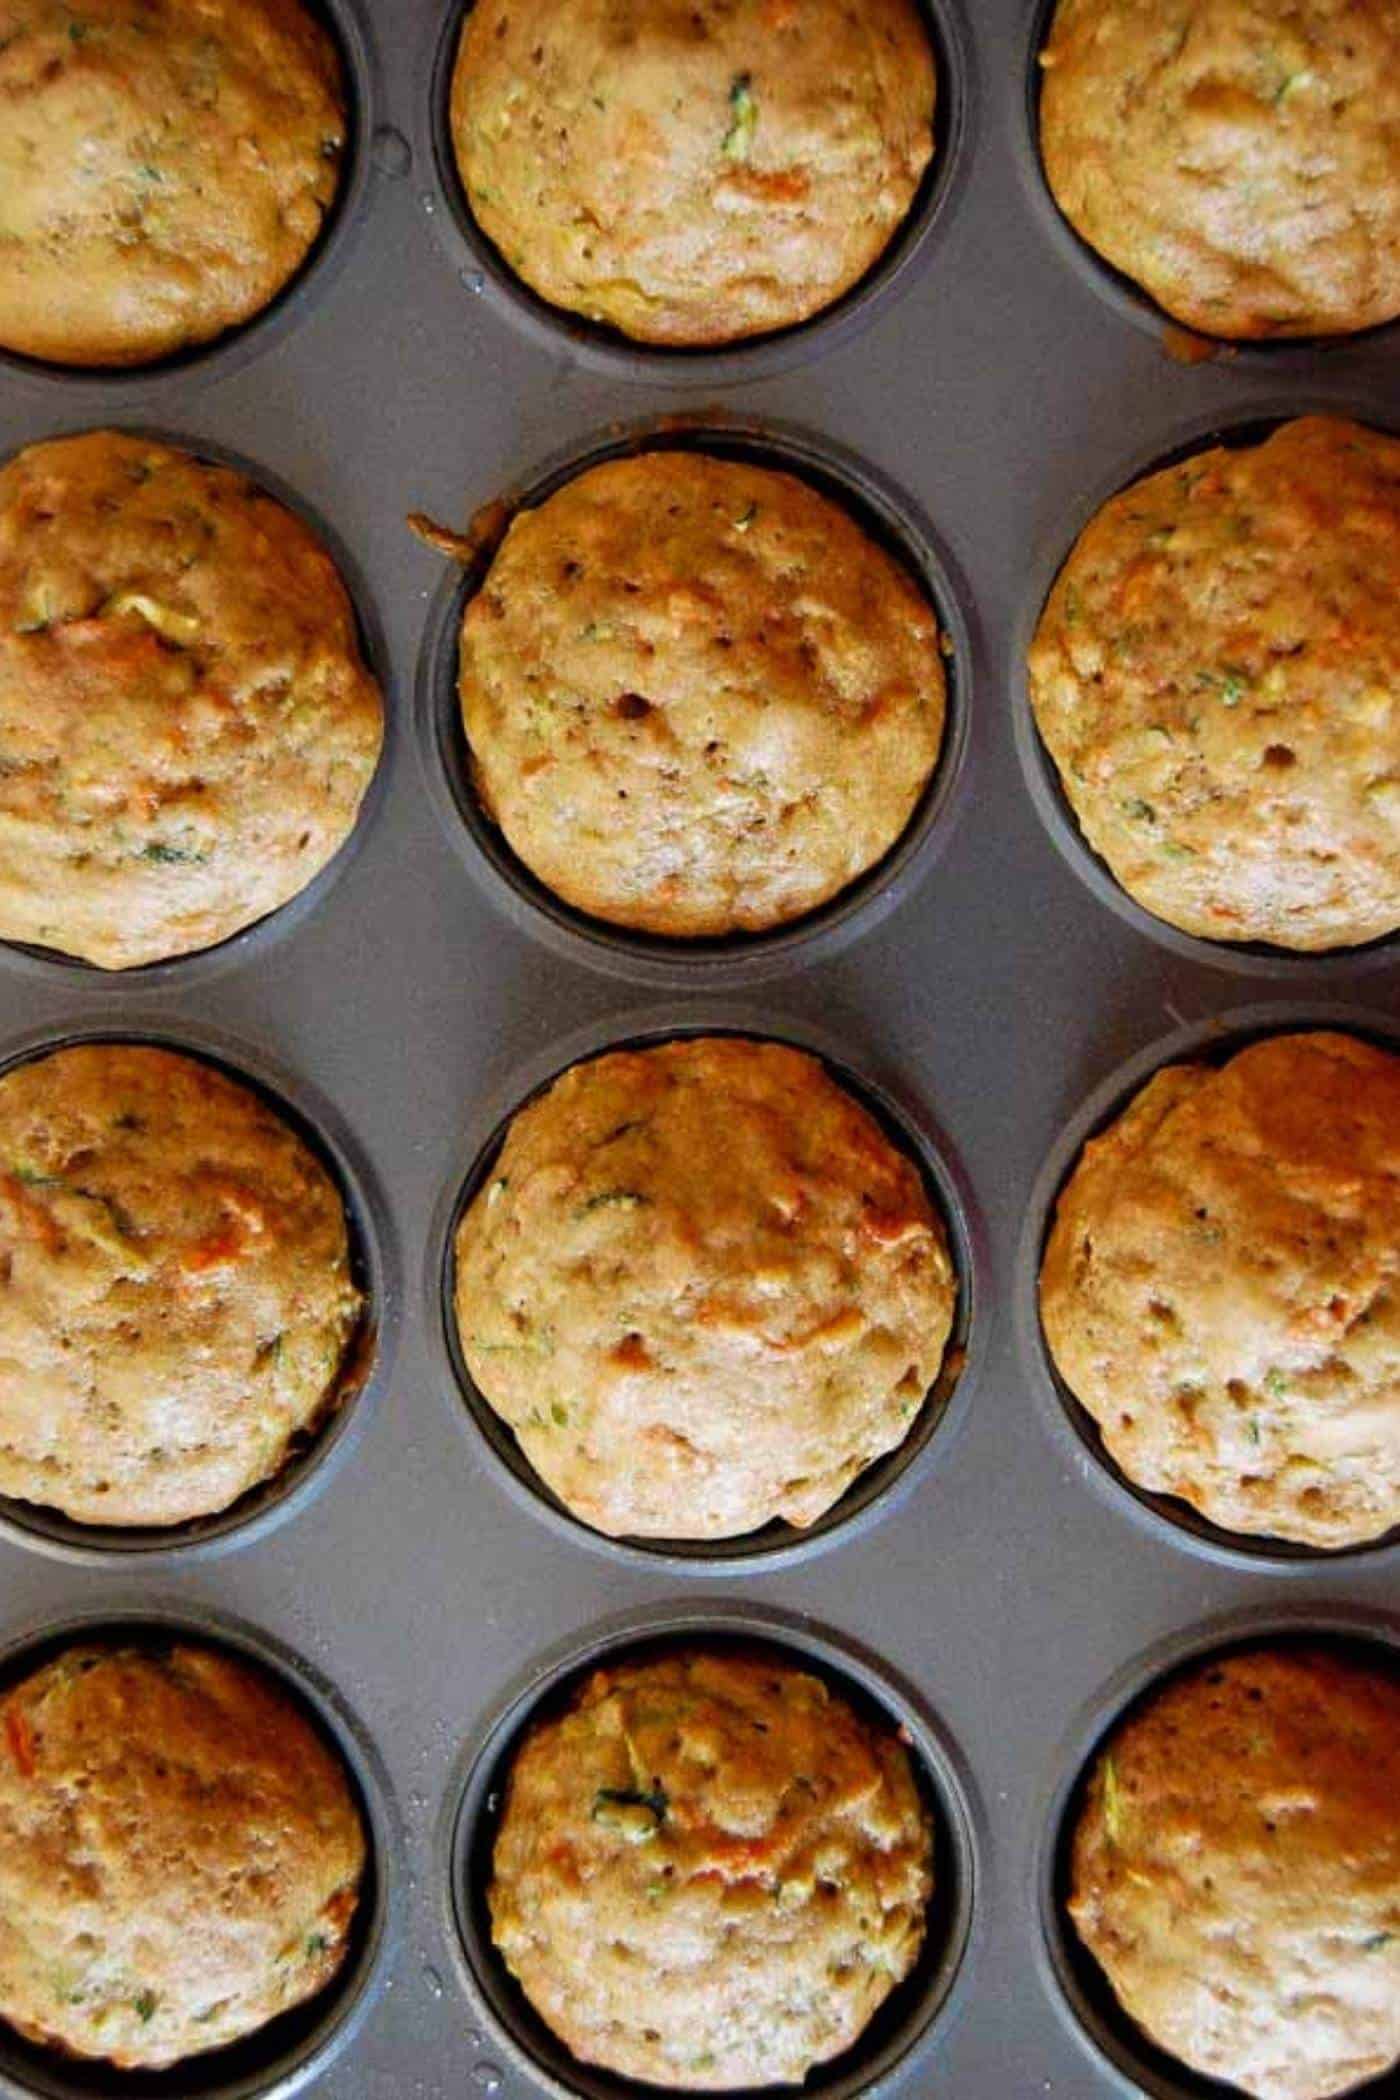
(450, 0), (936, 346)
(1038, 0), (1400, 340)
(489, 1647), (934, 2088)
(0, 1042), (363, 1529)
(1028, 417), (1400, 952)
(0, 431), (383, 970)
(458, 451), (946, 938)
(0, 0), (345, 368)
(1040, 1031), (1400, 1551)
(0, 1641), (366, 2070)
(454, 1037), (956, 1540)
(1070, 1644), (1400, 2100)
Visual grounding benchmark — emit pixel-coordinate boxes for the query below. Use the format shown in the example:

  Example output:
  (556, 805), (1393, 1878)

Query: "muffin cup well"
(1012, 400), (1400, 980)
(428, 1005), (988, 1574)
(1016, 1000), (1400, 1571)
(414, 0), (974, 386)
(0, 425), (393, 993)
(439, 1600), (982, 2100)
(0, 1015), (399, 1566)
(0, 1600), (401, 2100)
(1033, 1603), (1400, 2100)
(0, 0), (381, 404)
(1015, 0), (1400, 363)
(414, 412), (977, 989)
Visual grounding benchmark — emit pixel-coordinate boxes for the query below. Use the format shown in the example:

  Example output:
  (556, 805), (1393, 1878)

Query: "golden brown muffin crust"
(0, 1042), (363, 1528)
(455, 1037), (956, 1540)
(460, 451), (946, 939)
(1040, 1031), (1400, 1550)
(0, 0), (345, 368)
(0, 1642), (366, 2070)
(1028, 418), (1400, 952)
(451, 0), (935, 346)
(1071, 1645), (1400, 2100)
(0, 431), (383, 970)
(490, 1648), (933, 2089)
(1039, 0), (1400, 339)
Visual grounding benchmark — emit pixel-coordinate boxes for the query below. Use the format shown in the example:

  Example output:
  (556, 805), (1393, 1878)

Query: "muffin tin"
(0, 0), (1397, 2094)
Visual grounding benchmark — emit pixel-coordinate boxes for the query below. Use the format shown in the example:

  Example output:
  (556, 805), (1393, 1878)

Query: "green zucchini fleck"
(721, 74), (758, 161)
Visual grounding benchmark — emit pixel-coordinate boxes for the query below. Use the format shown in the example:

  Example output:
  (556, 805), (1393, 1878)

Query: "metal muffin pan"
(0, 1014), (400, 1567)
(439, 1600), (982, 2100)
(0, 423), (394, 994)
(413, 0), (976, 388)
(1010, 397), (1400, 982)
(0, 1599), (402, 2100)
(1032, 1601), (1400, 2100)
(0, 0), (1397, 2092)
(428, 1006), (987, 1574)
(1016, 1000), (1400, 1572)
(0, 0), (384, 406)
(414, 409), (977, 987)
(1015, 0), (1400, 366)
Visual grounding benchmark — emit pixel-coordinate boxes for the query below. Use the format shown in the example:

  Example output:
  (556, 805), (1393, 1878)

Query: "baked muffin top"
(490, 1647), (933, 2089)
(1040, 1031), (1400, 1551)
(450, 0), (935, 346)
(1039, 0), (1400, 339)
(0, 1641), (366, 2070)
(1028, 417), (1400, 952)
(0, 0), (345, 368)
(459, 451), (946, 939)
(0, 431), (383, 970)
(1071, 1644), (1400, 2100)
(454, 1037), (956, 1540)
(0, 1042), (363, 1529)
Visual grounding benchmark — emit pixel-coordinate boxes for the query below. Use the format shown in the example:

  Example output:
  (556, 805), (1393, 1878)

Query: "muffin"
(1040, 1031), (1400, 1551)
(489, 1647), (934, 2089)
(0, 431), (383, 970)
(1027, 417), (1400, 952)
(456, 451), (947, 938)
(1038, 0), (1400, 340)
(0, 1641), (366, 2070)
(0, 0), (345, 368)
(1070, 1644), (1400, 2100)
(450, 0), (936, 346)
(0, 1042), (363, 1529)
(454, 1037), (956, 1540)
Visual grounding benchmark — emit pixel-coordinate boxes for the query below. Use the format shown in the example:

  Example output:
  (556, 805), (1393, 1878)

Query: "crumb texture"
(491, 1647), (934, 2089)
(451, 0), (935, 344)
(1071, 1644), (1400, 2100)
(0, 1042), (363, 1528)
(460, 451), (946, 938)
(0, 1642), (366, 2069)
(0, 0), (345, 367)
(1028, 417), (1400, 952)
(0, 431), (383, 969)
(455, 1036), (956, 1539)
(1039, 0), (1400, 338)
(1041, 1030), (1400, 1549)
